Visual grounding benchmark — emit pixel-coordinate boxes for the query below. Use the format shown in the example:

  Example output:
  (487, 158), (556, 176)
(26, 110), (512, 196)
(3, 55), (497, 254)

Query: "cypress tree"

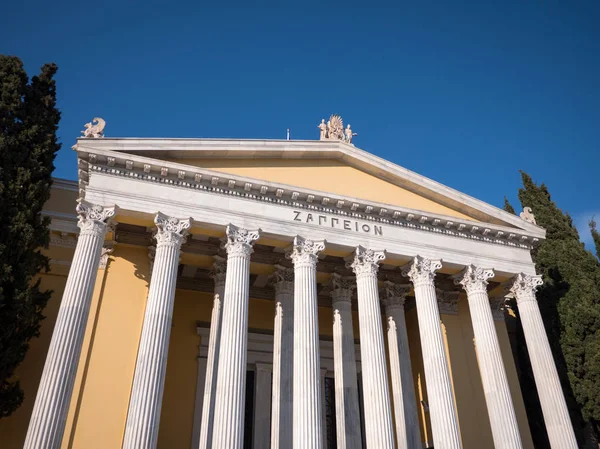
(589, 218), (600, 260)
(503, 196), (516, 215)
(0, 56), (60, 417)
(513, 171), (600, 444)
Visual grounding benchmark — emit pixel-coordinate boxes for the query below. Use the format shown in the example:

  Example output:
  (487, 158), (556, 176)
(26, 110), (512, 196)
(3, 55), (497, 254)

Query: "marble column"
(270, 265), (294, 449)
(329, 273), (362, 449)
(211, 224), (260, 449)
(506, 273), (578, 449)
(197, 256), (227, 449)
(347, 246), (395, 448)
(24, 201), (116, 449)
(287, 236), (325, 449)
(122, 213), (191, 449)
(401, 256), (462, 449)
(455, 266), (523, 449)
(320, 368), (328, 449)
(254, 363), (273, 449)
(380, 281), (421, 449)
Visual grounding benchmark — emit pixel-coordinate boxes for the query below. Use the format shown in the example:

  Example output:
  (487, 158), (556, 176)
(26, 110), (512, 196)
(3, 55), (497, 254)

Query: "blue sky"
(2, 1), (598, 246)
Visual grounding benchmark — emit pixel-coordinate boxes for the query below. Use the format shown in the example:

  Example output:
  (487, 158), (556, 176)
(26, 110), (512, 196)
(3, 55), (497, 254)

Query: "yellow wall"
(441, 299), (495, 449)
(496, 320), (534, 449)
(439, 297), (534, 449)
(64, 245), (150, 449)
(405, 307), (434, 445)
(166, 158), (476, 221)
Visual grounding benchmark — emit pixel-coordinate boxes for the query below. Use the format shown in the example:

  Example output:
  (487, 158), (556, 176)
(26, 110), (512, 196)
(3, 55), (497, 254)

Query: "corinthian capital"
(328, 273), (356, 303)
(504, 273), (543, 304)
(453, 265), (494, 295)
(154, 212), (192, 247)
(401, 256), (442, 287)
(76, 200), (116, 235)
(210, 255), (227, 288)
(223, 224), (260, 257)
(286, 236), (325, 267)
(380, 281), (411, 311)
(346, 245), (386, 278)
(269, 264), (294, 295)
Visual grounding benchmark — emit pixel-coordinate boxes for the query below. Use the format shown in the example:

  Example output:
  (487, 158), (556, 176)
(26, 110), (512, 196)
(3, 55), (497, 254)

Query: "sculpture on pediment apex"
(318, 114), (357, 144)
(318, 119), (327, 140)
(327, 114), (344, 141)
(81, 117), (106, 138)
(344, 124), (357, 144)
(520, 207), (537, 225)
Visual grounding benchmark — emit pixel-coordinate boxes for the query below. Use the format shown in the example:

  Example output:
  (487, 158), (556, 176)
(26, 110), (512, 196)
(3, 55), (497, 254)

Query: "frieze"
(83, 155), (539, 251)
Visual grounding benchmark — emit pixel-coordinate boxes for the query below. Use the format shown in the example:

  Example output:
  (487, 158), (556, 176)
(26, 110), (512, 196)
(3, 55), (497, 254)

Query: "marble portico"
(18, 118), (579, 449)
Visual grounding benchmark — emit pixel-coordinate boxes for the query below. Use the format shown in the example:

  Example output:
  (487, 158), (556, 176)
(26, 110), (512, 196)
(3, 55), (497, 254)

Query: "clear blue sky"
(2, 1), (598, 245)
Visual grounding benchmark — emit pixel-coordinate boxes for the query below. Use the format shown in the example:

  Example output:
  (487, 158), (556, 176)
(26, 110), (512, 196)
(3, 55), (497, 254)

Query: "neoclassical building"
(0, 117), (578, 449)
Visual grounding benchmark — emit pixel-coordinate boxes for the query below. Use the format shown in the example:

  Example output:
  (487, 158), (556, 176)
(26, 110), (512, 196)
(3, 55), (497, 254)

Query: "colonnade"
(24, 207), (579, 449)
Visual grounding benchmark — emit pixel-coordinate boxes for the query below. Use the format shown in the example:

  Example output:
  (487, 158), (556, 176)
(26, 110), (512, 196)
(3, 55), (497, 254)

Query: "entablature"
(76, 147), (543, 254)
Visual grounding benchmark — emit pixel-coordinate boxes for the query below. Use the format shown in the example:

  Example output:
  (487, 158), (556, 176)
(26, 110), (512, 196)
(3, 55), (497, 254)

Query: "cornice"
(77, 149), (540, 250)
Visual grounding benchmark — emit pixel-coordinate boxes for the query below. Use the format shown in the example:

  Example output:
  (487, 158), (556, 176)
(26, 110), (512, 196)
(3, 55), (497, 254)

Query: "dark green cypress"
(0, 55), (60, 417)
(589, 218), (600, 260)
(514, 171), (600, 445)
(503, 196), (516, 214)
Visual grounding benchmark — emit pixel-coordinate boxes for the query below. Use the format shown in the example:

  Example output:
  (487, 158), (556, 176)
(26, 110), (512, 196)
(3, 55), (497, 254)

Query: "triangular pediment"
(74, 137), (545, 237)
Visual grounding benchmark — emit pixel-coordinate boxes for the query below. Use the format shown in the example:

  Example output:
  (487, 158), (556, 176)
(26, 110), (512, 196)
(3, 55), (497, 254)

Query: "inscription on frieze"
(292, 210), (383, 236)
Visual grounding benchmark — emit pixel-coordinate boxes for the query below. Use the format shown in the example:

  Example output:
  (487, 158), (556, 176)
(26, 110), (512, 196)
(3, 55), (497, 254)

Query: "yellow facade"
(164, 157), (477, 221)
(0, 158), (535, 449)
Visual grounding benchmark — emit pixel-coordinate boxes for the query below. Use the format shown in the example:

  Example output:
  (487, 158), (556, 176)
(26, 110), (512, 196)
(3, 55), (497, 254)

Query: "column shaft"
(289, 236), (325, 449)
(456, 266), (523, 449)
(122, 214), (191, 449)
(402, 256), (462, 449)
(211, 225), (259, 449)
(330, 274), (362, 449)
(348, 246), (394, 448)
(381, 282), (421, 449)
(191, 356), (208, 449)
(198, 257), (226, 449)
(24, 201), (115, 449)
(508, 274), (578, 449)
(320, 369), (328, 449)
(270, 267), (294, 449)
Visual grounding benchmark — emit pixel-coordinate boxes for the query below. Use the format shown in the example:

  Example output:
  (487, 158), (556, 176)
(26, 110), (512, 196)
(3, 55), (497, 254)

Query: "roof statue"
(318, 114), (357, 145)
(81, 117), (106, 138)
(520, 207), (536, 225)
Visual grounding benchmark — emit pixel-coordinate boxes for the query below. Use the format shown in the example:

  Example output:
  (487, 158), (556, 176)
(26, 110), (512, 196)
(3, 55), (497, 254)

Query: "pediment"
(74, 137), (545, 238)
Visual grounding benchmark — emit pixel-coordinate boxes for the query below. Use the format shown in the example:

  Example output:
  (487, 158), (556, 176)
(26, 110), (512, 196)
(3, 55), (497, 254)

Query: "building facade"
(0, 118), (578, 449)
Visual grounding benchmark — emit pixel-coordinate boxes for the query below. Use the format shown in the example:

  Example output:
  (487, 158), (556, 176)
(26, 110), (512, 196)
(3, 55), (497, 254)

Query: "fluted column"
(197, 256), (227, 449)
(211, 225), (260, 449)
(24, 200), (116, 449)
(454, 266), (523, 449)
(329, 273), (362, 449)
(270, 265), (294, 449)
(122, 213), (191, 449)
(320, 368), (328, 449)
(401, 256), (462, 449)
(288, 236), (325, 449)
(380, 281), (421, 449)
(347, 246), (395, 448)
(506, 273), (578, 449)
